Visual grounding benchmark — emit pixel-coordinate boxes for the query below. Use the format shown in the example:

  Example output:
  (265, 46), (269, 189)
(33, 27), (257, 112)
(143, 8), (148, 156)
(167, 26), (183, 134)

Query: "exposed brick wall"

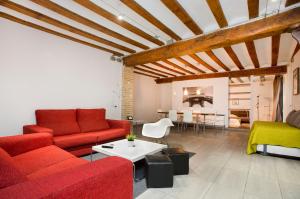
(121, 66), (134, 119)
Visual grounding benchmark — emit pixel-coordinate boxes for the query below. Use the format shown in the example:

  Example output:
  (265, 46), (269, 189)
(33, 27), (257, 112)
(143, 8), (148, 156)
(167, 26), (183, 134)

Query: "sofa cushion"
(54, 129), (126, 149)
(0, 148), (27, 189)
(13, 145), (74, 175)
(90, 128), (127, 142)
(27, 158), (88, 180)
(36, 109), (80, 136)
(286, 110), (297, 124)
(287, 110), (300, 129)
(77, 109), (109, 132)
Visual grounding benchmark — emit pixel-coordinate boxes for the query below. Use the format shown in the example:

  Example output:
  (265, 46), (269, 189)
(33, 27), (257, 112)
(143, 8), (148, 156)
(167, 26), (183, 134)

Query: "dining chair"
(182, 110), (198, 132)
(168, 110), (180, 131)
(203, 113), (217, 131)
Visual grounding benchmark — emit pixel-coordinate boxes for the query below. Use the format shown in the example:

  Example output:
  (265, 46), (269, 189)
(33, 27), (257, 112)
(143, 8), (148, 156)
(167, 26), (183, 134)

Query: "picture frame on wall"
(293, 68), (300, 95)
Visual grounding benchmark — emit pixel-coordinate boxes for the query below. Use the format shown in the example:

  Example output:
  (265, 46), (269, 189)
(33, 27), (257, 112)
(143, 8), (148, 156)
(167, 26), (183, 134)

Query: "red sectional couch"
(0, 133), (133, 199)
(23, 108), (130, 156)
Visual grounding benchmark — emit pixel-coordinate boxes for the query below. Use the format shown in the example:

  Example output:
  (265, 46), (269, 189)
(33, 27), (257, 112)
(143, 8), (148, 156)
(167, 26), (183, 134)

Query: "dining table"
(157, 111), (226, 131)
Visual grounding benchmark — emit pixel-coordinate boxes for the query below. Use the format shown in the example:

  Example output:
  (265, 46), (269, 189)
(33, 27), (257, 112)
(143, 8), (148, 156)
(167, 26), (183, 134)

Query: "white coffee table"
(92, 139), (167, 162)
(92, 139), (167, 180)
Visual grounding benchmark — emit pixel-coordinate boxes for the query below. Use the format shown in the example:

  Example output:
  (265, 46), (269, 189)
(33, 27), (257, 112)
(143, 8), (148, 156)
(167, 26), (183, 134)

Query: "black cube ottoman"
(145, 155), (173, 188)
(162, 148), (189, 175)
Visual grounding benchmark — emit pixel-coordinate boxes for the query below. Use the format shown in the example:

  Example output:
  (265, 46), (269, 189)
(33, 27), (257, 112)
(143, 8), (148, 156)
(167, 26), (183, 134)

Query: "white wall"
(133, 74), (160, 122)
(0, 19), (122, 136)
(171, 78), (229, 127)
(250, 76), (274, 124)
(289, 51), (300, 110)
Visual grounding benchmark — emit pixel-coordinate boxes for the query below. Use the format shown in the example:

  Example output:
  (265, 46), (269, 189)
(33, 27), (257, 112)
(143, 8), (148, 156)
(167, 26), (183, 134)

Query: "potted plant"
(126, 133), (136, 147)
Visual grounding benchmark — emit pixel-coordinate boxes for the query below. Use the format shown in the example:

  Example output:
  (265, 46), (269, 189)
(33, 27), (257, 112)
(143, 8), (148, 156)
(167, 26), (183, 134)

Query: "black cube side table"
(162, 148), (189, 175)
(145, 155), (173, 188)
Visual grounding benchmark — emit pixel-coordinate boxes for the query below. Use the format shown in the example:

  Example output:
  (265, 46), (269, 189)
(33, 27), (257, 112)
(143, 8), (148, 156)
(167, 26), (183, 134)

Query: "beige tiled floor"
(136, 127), (300, 199)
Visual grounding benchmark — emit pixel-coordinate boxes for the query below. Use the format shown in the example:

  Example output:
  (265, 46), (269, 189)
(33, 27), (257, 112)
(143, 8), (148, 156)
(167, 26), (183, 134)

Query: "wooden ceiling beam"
(120, 0), (181, 41)
(206, 0), (245, 71)
(139, 64), (176, 77)
(0, 12), (124, 56)
(206, 0), (228, 28)
(247, 0), (259, 19)
(175, 57), (205, 73)
(189, 54), (218, 72)
(30, 0), (148, 50)
(246, 0), (260, 69)
(134, 66), (167, 77)
(0, 0), (135, 53)
(123, 7), (300, 66)
(74, 0), (164, 46)
(224, 46), (245, 70)
(161, 0), (203, 35)
(272, 35), (281, 66)
(151, 62), (186, 75)
(285, 0), (300, 7)
(245, 41), (260, 68)
(134, 71), (160, 79)
(206, 50), (231, 71)
(161, 60), (194, 75)
(156, 65), (287, 84)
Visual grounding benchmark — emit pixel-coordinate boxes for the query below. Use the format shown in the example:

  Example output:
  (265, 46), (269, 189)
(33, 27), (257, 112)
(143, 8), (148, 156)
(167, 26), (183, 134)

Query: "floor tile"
(203, 183), (243, 199)
(245, 173), (282, 199)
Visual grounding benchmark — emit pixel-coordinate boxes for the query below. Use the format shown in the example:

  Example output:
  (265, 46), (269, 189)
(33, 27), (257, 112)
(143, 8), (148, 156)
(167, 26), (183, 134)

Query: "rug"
(81, 151), (195, 198)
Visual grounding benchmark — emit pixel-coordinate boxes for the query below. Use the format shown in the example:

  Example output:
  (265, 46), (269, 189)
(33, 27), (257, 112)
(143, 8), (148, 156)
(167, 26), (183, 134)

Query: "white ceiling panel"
(180, 55), (211, 73)
(254, 37), (272, 67)
(136, 0), (194, 39)
(177, 0), (219, 33)
(150, 61), (184, 75)
(55, 0), (161, 48)
(278, 33), (297, 65)
(259, 0), (285, 17)
(231, 43), (254, 69)
(195, 52), (224, 72)
(11, 0), (142, 52)
(220, 0), (248, 26)
(168, 58), (198, 74)
(212, 48), (238, 71)
(92, 0), (170, 44)
(0, 5), (127, 55)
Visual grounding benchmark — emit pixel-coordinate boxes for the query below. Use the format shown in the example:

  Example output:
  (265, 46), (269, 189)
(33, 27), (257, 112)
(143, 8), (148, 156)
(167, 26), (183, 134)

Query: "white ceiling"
(0, 0), (299, 78)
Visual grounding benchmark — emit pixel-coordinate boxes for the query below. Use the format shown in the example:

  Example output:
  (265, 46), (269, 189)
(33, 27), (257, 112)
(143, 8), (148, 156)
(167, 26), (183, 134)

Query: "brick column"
(121, 65), (134, 119)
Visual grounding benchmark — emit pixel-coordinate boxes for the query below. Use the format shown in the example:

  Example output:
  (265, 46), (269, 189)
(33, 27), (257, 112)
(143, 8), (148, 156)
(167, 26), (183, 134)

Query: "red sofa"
(23, 108), (130, 156)
(0, 133), (133, 199)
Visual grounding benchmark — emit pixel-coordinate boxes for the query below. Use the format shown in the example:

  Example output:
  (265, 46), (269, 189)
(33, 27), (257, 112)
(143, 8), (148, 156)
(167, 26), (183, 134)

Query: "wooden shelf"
(229, 108), (250, 111)
(229, 83), (251, 87)
(229, 98), (250, 100)
(229, 92), (251, 94)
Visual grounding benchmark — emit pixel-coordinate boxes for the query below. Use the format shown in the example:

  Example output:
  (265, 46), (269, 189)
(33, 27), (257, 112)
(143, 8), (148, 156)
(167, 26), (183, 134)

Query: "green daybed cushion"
(247, 121), (300, 154)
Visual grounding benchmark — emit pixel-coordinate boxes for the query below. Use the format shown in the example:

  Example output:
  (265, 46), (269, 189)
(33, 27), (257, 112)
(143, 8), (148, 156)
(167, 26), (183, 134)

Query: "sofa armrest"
(0, 156), (133, 199)
(23, 125), (53, 134)
(107, 119), (130, 134)
(0, 133), (53, 156)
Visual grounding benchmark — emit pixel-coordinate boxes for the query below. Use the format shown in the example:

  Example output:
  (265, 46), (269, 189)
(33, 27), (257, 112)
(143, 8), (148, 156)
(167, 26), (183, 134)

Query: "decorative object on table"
(182, 86), (213, 107)
(162, 148), (189, 175)
(145, 155), (173, 188)
(142, 118), (174, 143)
(293, 68), (300, 95)
(126, 133), (136, 147)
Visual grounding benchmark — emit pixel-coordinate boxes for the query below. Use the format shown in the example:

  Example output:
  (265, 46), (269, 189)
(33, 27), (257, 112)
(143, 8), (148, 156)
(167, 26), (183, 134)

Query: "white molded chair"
(142, 118), (174, 143)
(182, 110), (198, 132)
(168, 110), (180, 131)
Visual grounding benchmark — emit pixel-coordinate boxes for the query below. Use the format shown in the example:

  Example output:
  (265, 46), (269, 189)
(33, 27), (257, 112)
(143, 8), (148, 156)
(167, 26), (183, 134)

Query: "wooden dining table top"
(157, 111), (225, 116)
